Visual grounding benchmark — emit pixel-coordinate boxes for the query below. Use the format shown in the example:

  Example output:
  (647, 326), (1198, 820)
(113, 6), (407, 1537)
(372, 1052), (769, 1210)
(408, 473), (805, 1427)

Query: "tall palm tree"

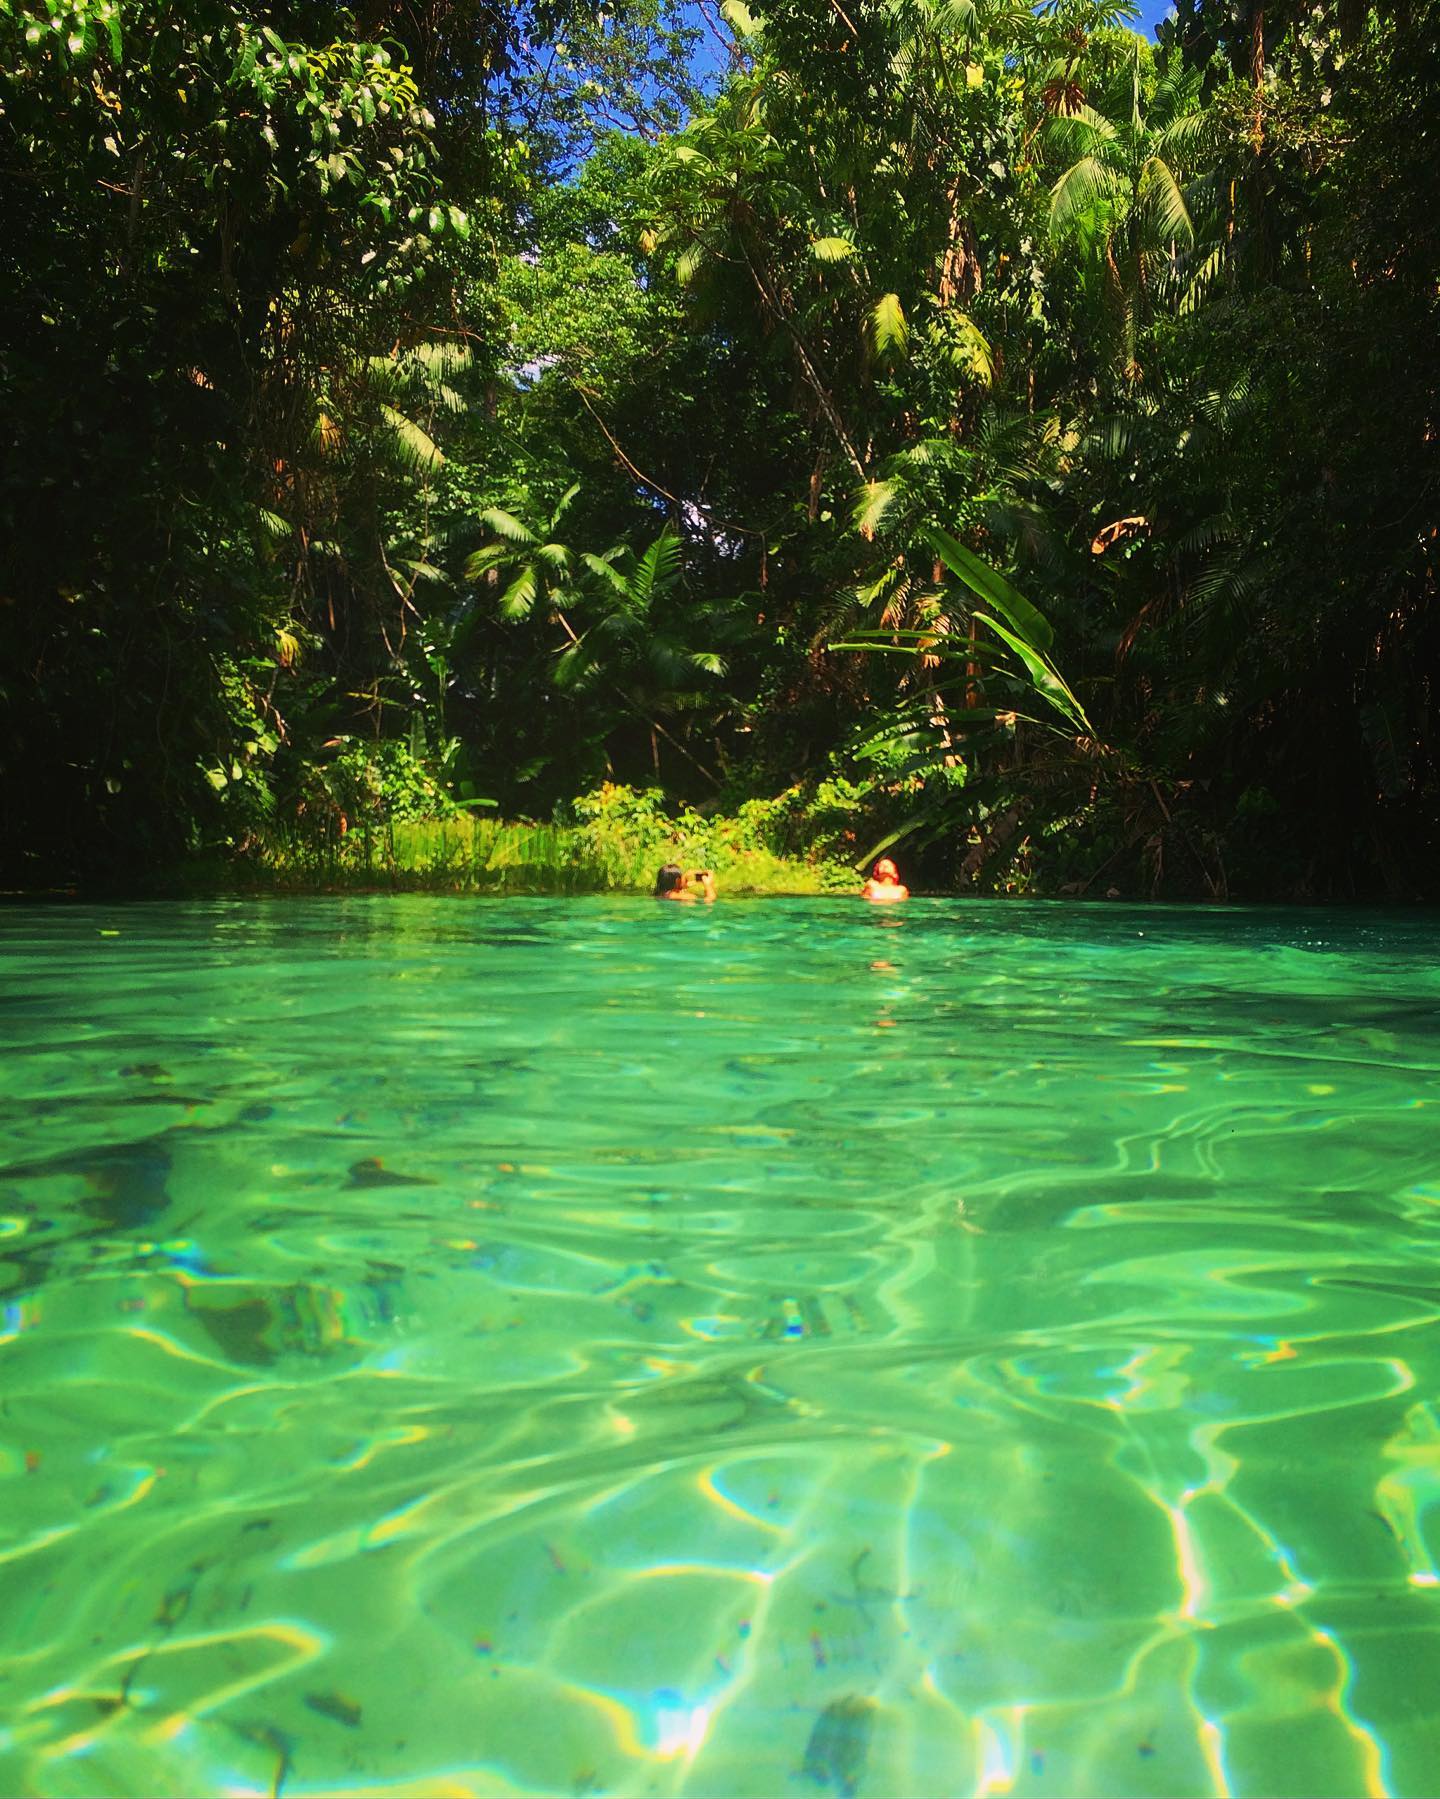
(1046, 47), (1211, 380)
(463, 483), (585, 623)
(467, 508), (742, 784)
(560, 529), (746, 781)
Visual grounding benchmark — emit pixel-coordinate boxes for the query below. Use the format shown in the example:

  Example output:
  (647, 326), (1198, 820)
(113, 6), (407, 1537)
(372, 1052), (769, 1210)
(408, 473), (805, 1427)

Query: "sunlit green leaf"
(380, 405), (443, 470)
(974, 612), (1091, 732)
(720, 0), (761, 36)
(921, 525), (1054, 650)
(869, 292), (908, 357)
(853, 480), (899, 536)
(499, 567), (539, 618)
(477, 508), (538, 546)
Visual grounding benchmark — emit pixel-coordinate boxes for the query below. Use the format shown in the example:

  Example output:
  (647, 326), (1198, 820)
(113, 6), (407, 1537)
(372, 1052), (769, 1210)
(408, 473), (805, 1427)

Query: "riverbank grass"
(234, 807), (856, 895)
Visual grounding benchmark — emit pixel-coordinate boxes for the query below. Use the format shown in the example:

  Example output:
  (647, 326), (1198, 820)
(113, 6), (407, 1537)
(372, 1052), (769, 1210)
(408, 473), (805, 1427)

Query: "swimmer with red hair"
(862, 858), (909, 903)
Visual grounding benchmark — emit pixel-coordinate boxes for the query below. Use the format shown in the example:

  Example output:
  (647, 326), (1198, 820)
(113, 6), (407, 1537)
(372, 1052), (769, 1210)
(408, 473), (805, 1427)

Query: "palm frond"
(930, 0), (982, 40)
(312, 408), (343, 456)
(1174, 513), (1236, 555)
(1079, 0), (1141, 28)
(676, 241), (708, 285)
(399, 558), (451, 588)
(464, 544), (512, 579)
(946, 313), (995, 386)
(854, 479), (901, 538)
(1154, 110), (1213, 161)
(1198, 374), (1253, 431)
(898, 437), (968, 471)
(410, 340), (473, 381)
(1184, 551), (1263, 628)
(633, 529), (683, 601)
(869, 291), (909, 357)
(853, 563), (909, 612)
(580, 551), (631, 594)
(380, 405), (444, 471)
(720, 0), (761, 36)
(552, 641), (593, 689)
(973, 408), (1048, 482)
(499, 567), (540, 619)
(1045, 103), (1118, 158)
(1081, 414), (1138, 465)
(985, 497), (1066, 572)
(1177, 243), (1224, 314)
(478, 508), (538, 546)
(1049, 156), (1123, 238)
(1139, 156), (1194, 247)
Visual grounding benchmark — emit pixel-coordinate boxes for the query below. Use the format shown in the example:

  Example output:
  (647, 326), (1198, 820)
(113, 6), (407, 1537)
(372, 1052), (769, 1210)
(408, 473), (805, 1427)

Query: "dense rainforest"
(1, 0), (1436, 898)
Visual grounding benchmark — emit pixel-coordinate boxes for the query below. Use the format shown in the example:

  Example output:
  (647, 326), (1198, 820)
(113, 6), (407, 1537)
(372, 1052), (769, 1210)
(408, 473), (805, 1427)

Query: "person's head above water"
(863, 856), (909, 902)
(655, 863), (716, 901)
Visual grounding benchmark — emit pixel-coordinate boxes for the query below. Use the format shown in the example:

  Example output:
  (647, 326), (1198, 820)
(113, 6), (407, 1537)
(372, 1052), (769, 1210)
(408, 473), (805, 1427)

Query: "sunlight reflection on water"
(1, 897), (1438, 1797)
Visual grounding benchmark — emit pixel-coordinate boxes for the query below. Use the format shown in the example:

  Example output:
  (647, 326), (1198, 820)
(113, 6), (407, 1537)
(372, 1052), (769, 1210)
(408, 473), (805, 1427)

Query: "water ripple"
(1, 898), (1438, 1797)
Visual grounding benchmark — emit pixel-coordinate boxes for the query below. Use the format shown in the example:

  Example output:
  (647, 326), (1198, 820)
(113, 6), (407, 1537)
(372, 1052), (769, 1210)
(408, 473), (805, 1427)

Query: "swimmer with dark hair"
(862, 857), (909, 902)
(655, 864), (717, 902)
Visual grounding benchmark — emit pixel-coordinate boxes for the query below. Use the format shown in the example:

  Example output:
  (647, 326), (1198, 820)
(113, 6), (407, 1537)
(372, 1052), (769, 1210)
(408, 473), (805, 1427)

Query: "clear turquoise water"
(2, 897), (1439, 1799)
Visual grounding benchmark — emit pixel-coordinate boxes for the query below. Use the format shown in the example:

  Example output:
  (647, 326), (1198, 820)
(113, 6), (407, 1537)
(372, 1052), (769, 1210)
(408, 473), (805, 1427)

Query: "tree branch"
(571, 382), (763, 538)
(736, 236), (867, 481)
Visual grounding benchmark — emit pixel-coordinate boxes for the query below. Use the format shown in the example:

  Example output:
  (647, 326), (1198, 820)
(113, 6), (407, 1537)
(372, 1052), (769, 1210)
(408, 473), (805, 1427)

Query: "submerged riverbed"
(2, 897), (1438, 1798)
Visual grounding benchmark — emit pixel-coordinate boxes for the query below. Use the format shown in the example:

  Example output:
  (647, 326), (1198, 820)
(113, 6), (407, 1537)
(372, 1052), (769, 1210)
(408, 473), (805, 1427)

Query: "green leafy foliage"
(3, 0), (1436, 900)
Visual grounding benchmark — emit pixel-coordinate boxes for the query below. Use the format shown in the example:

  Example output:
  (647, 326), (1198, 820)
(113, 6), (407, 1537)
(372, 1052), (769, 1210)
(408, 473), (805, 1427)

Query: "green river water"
(1, 897), (1438, 1799)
